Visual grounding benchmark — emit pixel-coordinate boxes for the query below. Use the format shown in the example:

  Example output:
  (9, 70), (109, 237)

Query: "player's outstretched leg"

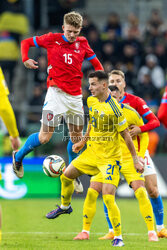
(99, 202), (114, 240)
(13, 132), (41, 178)
(74, 187), (99, 240)
(67, 139), (83, 193)
(46, 174), (74, 219)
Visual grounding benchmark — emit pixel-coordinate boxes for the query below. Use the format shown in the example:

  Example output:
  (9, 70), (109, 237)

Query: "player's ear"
(62, 25), (64, 32)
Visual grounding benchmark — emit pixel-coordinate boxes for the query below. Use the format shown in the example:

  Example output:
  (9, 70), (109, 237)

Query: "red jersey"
(158, 86), (167, 128)
(120, 92), (160, 132)
(21, 33), (103, 96)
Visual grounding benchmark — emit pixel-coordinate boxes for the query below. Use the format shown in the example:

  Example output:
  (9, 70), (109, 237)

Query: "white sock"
(114, 235), (122, 240)
(82, 230), (90, 235)
(157, 225), (164, 232)
(109, 229), (114, 233)
(60, 204), (70, 210)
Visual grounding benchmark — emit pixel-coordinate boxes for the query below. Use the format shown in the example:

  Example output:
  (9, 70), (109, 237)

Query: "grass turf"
(0, 198), (167, 249)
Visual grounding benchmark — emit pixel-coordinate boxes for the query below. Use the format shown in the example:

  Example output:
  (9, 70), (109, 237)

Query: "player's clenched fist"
(72, 140), (85, 153)
(24, 59), (38, 69)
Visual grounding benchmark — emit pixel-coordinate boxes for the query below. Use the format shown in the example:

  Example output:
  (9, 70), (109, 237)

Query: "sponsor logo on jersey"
(47, 113), (54, 121)
(143, 104), (148, 109)
(55, 41), (61, 45)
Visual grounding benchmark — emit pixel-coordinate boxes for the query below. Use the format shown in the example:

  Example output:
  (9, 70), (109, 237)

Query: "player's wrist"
(132, 155), (139, 164)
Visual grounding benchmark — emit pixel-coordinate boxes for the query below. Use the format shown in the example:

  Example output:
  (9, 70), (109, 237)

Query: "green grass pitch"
(1, 198), (167, 249)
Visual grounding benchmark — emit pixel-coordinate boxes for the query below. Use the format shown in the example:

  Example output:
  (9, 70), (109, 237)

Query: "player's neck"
(98, 92), (109, 103)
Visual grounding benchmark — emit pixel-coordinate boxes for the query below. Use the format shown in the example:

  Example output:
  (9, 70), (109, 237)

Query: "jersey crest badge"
(47, 113), (54, 121)
(75, 42), (80, 49)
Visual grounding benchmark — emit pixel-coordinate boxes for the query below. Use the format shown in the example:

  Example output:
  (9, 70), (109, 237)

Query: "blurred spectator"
(154, 43), (167, 70)
(137, 70), (159, 101)
(146, 9), (164, 32)
(27, 85), (44, 124)
(144, 26), (165, 48)
(0, 31), (19, 92)
(34, 54), (48, 93)
(103, 61), (113, 73)
(103, 12), (122, 37)
(138, 54), (165, 89)
(0, 0), (29, 92)
(121, 28), (143, 70)
(101, 42), (117, 65)
(122, 13), (143, 39)
(87, 29), (103, 59)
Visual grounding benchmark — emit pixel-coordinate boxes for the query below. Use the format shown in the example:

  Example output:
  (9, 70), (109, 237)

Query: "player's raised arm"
(21, 38), (39, 69)
(131, 97), (160, 134)
(120, 128), (144, 173)
(157, 86), (167, 128)
(89, 57), (104, 71)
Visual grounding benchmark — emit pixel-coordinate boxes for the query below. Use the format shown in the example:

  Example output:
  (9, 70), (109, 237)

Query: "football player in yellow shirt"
(0, 67), (20, 242)
(73, 85), (158, 242)
(46, 71), (144, 247)
(0, 67), (20, 151)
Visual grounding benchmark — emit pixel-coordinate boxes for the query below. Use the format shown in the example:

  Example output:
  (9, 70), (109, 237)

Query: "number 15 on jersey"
(63, 53), (72, 64)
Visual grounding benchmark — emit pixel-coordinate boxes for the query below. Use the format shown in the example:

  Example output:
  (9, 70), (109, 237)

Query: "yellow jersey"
(87, 95), (128, 160)
(0, 67), (9, 96)
(120, 103), (149, 160)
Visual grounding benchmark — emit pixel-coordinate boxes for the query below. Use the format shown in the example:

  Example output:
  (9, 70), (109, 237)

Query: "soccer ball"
(43, 155), (66, 178)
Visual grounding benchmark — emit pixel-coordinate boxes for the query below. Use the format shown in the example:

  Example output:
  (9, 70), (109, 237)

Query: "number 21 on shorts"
(106, 164), (115, 180)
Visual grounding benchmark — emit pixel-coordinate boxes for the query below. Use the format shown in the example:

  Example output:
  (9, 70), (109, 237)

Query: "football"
(43, 155), (66, 177)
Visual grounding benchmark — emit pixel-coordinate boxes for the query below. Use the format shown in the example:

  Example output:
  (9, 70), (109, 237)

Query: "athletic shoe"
(74, 177), (83, 193)
(99, 231), (114, 240)
(157, 228), (167, 238)
(148, 232), (159, 241)
(12, 151), (24, 178)
(46, 205), (73, 219)
(73, 232), (89, 240)
(112, 239), (125, 247)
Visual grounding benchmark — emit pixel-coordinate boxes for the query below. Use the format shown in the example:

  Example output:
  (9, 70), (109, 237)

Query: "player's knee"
(103, 194), (115, 209)
(135, 187), (148, 201)
(87, 188), (99, 203)
(147, 186), (159, 198)
(39, 134), (50, 144)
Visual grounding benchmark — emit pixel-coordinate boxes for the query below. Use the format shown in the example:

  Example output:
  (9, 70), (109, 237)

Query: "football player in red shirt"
(158, 86), (167, 129)
(100, 69), (167, 239)
(12, 12), (103, 192)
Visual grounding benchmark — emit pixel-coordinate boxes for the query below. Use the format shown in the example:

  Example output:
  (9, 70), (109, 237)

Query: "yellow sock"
(103, 194), (121, 236)
(135, 187), (155, 231)
(83, 188), (99, 231)
(60, 174), (74, 206)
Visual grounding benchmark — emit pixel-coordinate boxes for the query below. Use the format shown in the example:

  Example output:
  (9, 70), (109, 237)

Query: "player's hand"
(24, 59), (38, 69)
(129, 125), (141, 137)
(138, 156), (145, 166)
(133, 157), (144, 174)
(10, 136), (21, 150)
(72, 141), (85, 153)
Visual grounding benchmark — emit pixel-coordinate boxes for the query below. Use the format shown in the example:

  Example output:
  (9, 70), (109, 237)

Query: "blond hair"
(64, 11), (83, 28)
(109, 70), (125, 80)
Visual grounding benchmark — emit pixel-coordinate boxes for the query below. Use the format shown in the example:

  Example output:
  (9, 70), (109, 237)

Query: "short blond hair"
(64, 11), (83, 28)
(109, 70), (125, 80)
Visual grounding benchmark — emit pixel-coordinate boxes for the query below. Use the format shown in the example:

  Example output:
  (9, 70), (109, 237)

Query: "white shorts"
(41, 87), (84, 127)
(143, 150), (156, 176)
